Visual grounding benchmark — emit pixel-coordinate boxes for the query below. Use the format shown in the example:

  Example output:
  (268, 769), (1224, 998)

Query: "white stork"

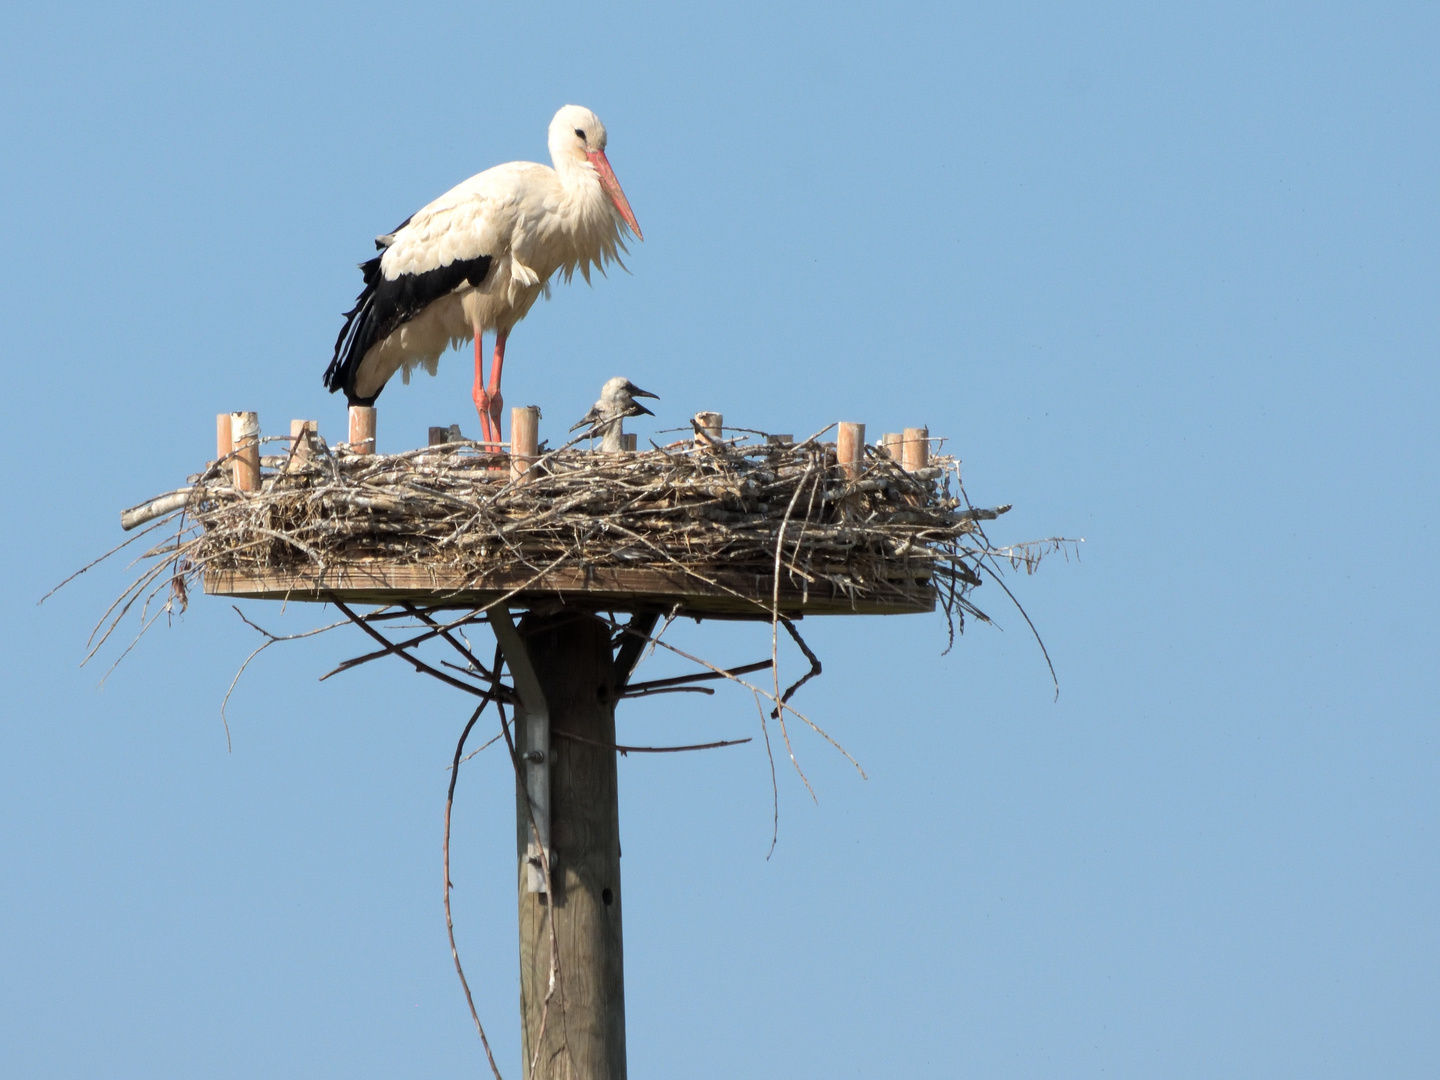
(571, 376), (659, 451)
(324, 104), (643, 445)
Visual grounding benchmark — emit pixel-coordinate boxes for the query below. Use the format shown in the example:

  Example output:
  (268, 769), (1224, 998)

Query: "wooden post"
(694, 411), (722, 448)
(230, 411), (260, 492)
(289, 419), (317, 465)
(349, 405), (376, 455)
(511, 406), (540, 483)
(837, 421), (865, 479)
(216, 413), (233, 465)
(620, 433), (637, 452)
(902, 426), (929, 472)
(881, 432), (902, 460)
(514, 613), (626, 1080)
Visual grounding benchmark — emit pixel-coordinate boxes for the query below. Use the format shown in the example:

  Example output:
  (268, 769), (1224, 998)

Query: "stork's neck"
(552, 150), (600, 193)
(597, 416), (625, 453)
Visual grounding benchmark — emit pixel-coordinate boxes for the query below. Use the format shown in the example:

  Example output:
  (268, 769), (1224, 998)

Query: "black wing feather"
(324, 248), (493, 404)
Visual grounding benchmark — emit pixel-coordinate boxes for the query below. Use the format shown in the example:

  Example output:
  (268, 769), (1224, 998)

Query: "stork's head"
(548, 104), (643, 240)
(570, 377), (659, 432)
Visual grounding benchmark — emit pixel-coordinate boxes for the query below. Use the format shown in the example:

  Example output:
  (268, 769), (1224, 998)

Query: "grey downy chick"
(570, 377), (659, 451)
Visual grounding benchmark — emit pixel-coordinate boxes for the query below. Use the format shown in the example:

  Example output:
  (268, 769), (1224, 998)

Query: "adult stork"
(324, 104), (643, 445)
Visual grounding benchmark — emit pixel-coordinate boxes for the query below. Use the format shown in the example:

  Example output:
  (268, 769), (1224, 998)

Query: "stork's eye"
(574, 128), (586, 140)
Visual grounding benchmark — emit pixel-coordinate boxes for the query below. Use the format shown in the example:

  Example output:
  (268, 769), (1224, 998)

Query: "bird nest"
(94, 425), (1067, 663)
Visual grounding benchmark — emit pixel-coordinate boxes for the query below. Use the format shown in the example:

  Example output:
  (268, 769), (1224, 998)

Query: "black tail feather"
(324, 249), (493, 406)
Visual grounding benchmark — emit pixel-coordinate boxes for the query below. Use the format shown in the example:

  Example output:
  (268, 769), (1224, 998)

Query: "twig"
(551, 731), (751, 754)
(443, 700), (506, 1080)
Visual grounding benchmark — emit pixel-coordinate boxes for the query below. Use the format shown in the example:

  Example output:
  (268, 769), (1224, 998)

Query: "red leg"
(486, 331), (508, 446)
(471, 329), (496, 444)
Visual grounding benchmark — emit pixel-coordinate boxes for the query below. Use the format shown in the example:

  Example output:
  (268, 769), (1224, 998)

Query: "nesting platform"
(205, 562), (933, 617)
(121, 407), (1005, 623)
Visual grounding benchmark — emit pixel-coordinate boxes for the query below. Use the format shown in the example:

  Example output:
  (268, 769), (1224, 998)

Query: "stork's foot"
(473, 388), (503, 448)
(472, 392), (493, 446)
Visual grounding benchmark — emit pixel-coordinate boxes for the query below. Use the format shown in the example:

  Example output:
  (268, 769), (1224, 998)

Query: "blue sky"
(3, 2), (1437, 1077)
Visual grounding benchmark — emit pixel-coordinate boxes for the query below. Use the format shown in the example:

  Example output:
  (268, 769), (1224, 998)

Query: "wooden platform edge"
(203, 563), (936, 617)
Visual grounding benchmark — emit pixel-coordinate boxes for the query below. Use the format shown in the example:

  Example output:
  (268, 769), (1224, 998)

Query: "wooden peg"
(511, 406), (539, 482)
(289, 419), (317, 464)
(348, 405), (376, 455)
(428, 425), (453, 447)
(902, 426), (929, 472)
(881, 432), (902, 460)
(230, 411), (260, 492)
(837, 422), (865, 479)
(694, 411), (722, 448)
(620, 432), (637, 452)
(216, 413), (233, 464)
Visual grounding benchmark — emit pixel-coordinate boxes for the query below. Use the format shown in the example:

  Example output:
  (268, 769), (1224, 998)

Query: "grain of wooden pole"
(902, 426), (929, 472)
(694, 411), (722, 448)
(837, 421), (865, 479)
(881, 432), (902, 460)
(511, 406), (540, 483)
(289, 420), (317, 465)
(230, 412), (260, 493)
(348, 405), (377, 455)
(516, 613), (626, 1080)
(215, 413), (233, 466)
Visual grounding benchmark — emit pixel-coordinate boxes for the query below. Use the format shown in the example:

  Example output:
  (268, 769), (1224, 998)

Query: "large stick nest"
(93, 426), (1068, 662)
(204, 430), (1001, 587)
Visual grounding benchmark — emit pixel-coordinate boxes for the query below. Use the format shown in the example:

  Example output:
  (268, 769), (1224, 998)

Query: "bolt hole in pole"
(602, 888), (614, 906)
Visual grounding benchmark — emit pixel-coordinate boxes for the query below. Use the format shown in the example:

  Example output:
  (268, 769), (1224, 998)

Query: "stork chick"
(570, 377), (659, 452)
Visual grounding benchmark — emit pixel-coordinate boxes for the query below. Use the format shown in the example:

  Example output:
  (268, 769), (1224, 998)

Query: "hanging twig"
(443, 699), (506, 1080)
(552, 731), (751, 755)
(622, 659), (772, 694)
(221, 606), (348, 751)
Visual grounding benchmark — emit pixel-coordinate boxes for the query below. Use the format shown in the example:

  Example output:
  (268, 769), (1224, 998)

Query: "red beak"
(587, 149), (643, 240)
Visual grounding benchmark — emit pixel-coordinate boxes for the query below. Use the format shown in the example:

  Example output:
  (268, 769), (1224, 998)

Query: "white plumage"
(570, 376), (659, 452)
(326, 104), (642, 444)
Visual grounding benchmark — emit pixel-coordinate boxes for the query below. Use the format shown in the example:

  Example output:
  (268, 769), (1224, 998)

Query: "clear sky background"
(3, 2), (1437, 1077)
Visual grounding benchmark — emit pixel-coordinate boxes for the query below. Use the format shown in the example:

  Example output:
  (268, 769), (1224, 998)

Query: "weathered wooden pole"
(902, 426), (929, 472)
(230, 411), (260, 492)
(216, 413), (234, 465)
(512, 406), (540, 483)
(289, 419), (317, 466)
(694, 411), (722, 448)
(512, 612), (626, 1080)
(837, 421), (865, 478)
(349, 405), (377, 455)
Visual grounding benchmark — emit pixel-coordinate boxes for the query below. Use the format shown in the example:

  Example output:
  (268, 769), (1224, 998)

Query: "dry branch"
(93, 431), (1069, 648)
